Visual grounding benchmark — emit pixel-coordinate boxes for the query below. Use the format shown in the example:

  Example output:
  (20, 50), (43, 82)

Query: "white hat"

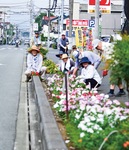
(92, 39), (100, 49)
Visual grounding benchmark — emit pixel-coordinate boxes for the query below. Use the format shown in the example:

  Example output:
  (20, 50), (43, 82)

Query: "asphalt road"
(47, 48), (129, 102)
(0, 45), (25, 150)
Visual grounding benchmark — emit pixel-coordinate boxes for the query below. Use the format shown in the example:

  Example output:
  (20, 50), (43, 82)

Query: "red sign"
(66, 20), (88, 26)
(89, 0), (110, 6)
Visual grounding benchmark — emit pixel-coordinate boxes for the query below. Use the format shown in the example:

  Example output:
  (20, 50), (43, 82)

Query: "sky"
(0, 0), (88, 32)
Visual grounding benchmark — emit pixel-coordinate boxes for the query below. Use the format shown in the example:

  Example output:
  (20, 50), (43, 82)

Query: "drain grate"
(27, 82), (32, 150)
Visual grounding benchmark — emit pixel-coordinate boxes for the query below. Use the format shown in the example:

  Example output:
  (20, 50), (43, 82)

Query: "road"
(0, 45), (25, 150)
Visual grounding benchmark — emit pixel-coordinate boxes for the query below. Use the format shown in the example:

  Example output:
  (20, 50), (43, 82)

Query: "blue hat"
(56, 51), (64, 57)
(80, 57), (91, 66)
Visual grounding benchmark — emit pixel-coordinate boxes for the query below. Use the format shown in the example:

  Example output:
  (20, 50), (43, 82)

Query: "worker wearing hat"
(79, 57), (101, 89)
(60, 54), (75, 74)
(25, 45), (47, 82)
(59, 33), (69, 54)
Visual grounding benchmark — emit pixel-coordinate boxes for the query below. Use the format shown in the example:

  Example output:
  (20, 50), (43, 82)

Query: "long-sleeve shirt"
(80, 65), (102, 84)
(27, 53), (43, 73)
(59, 37), (69, 52)
(82, 51), (101, 65)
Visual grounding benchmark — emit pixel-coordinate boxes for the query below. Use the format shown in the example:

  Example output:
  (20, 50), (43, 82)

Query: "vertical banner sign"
(33, 23), (38, 31)
(75, 28), (83, 48)
(88, 0), (111, 14)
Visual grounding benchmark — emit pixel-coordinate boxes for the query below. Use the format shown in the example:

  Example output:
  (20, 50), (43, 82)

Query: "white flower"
(87, 128), (94, 133)
(119, 116), (128, 121)
(84, 117), (90, 123)
(80, 104), (85, 111)
(75, 114), (81, 119)
(90, 116), (96, 121)
(53, 102), (59, 108)
(78, 123), (87, 131)
(93, 124), (100, 130)
(104, 94), (109, 99)
(86, 105), (92, 111)
(80, 132), (85, 138)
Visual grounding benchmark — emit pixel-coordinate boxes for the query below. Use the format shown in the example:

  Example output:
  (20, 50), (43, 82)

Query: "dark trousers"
(84, 78), (100, 89)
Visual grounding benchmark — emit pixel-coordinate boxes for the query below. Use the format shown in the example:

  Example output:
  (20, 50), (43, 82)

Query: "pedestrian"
(30, 31), (42, 48)
(79, 57), (102, 89)
(25, 45), (47, 82)
(92, 39), (126, 97)
(60, 54), (75, 74)
(72, 45), (101, 77)
(59, 33), (69, 54)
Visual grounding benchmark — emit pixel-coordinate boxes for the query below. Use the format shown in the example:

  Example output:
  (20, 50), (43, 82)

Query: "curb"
(32, 76), (68, 150)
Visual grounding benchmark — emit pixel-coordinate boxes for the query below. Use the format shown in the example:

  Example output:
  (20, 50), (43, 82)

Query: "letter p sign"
(89, 20), (95, 28)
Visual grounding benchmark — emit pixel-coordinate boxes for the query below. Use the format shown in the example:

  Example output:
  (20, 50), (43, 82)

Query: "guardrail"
(32, 76), (68, 150)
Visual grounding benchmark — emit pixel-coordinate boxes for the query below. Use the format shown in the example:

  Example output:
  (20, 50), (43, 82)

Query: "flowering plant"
(46, 74), (129, 149)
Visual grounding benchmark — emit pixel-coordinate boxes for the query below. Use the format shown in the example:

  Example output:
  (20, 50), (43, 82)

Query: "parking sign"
(89, 20), (95, 28)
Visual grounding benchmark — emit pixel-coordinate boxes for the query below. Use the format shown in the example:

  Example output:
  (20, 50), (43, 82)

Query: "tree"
(35, 13), (47, 31)
(109, 35), (129, 97)
(35, 12), (54, 31)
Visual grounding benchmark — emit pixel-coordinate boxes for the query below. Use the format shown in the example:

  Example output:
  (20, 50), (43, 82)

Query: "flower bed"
(46, 74), (129, 150)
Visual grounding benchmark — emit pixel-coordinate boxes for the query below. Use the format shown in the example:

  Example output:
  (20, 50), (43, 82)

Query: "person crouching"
(60, 54), (75, 74)
(79, 57), (102, 89)
(25, 45), (47, 82)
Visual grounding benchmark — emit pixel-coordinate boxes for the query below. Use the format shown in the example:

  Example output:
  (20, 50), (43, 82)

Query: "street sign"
(88, 0), (111, 14)
(33, 23), (38, 31)
(89, 20), (95, 28)
(66, 20), (88, 27)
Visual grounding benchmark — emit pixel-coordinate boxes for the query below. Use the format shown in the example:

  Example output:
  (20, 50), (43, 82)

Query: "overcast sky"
(0, 0), (87, 31)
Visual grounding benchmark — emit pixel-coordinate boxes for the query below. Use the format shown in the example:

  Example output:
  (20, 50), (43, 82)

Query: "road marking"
(0, 63), (5, 66)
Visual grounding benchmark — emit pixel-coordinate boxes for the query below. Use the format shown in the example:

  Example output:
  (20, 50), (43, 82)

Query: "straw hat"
(62, 54), (69, 59)
(28, 45), (40, 53)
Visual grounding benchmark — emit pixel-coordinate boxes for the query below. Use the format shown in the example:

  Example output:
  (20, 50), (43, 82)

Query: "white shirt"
(80, 65), (102, 84)
(27, 53), (43, 72)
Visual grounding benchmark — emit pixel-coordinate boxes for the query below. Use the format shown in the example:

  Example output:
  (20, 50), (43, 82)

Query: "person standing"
(30, 31), (42, 48)
(92, 39), (126, 97)
(59, 33), (69, 54)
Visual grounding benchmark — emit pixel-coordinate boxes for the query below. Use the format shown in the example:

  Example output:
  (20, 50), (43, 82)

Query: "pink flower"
(125, 102), (129, 107)
(113, 100), (120, 106)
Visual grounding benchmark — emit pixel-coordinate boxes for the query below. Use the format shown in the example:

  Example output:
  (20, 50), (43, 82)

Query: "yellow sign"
(75, 29), (83, 48)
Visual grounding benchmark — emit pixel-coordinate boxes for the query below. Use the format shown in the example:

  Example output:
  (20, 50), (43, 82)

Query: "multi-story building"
(71, 0), (124, 35)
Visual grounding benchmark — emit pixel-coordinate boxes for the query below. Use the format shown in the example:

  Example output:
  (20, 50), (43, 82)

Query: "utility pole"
(95, 0), (100, 39)
(60, 0), (64, 34)
(47, 0), (51, 50)
(69, 0), (74, 50)
(29, 0), (34, 39)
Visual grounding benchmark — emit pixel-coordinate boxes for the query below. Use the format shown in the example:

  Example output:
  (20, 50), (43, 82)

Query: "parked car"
(100, 35), (111, 43)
